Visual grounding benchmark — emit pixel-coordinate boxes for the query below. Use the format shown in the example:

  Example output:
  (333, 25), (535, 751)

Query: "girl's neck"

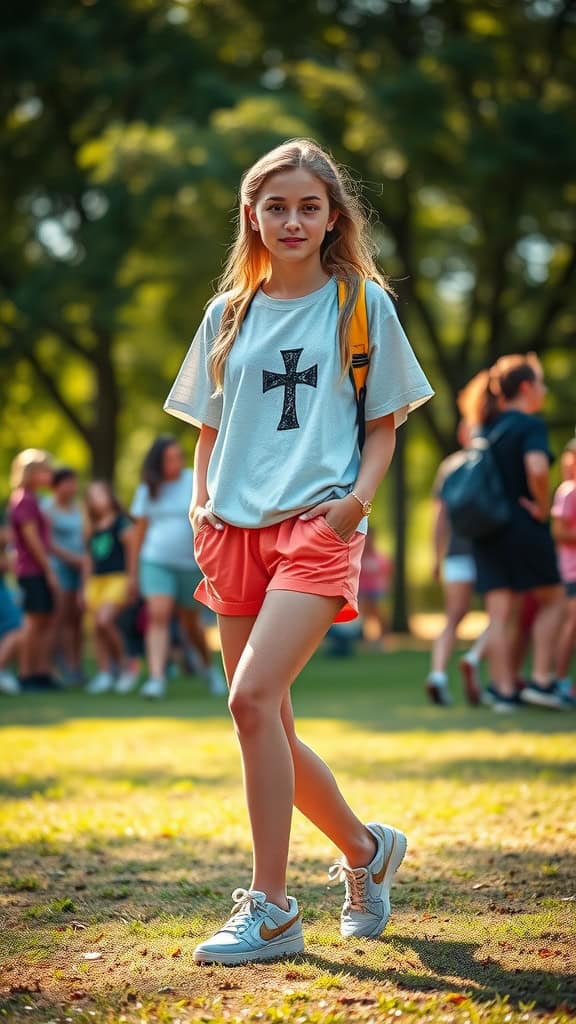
(502, 397), (532, 414)
(55, 495), (75, 510)
(262, 258), (330, 299)
(93, 510), (115, 528)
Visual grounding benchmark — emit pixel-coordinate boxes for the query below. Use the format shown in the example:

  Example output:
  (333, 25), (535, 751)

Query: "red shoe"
(459, 658), (481, 706)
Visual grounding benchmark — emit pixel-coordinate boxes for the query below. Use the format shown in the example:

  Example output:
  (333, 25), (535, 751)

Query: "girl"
(8, 449), (59, 691)
(164, 139), (433, 965)
(82, 481), (136, 694)
(44, 467), (85, 684)
(0, 516), (22, 695)
(458, 355), (566, 711)
(129, 435), (226, 698)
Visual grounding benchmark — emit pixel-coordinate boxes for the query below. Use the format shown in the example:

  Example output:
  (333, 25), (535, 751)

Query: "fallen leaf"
(82, 952), (102, 961)
(170, 947), (182, 958)
(446, 994), (468, 1005)
(472, 882), (489, 890)
(538, 948), (555, 958)
(93, 932), (104, 942)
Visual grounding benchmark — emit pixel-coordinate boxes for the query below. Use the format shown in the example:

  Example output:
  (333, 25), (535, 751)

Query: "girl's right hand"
(191, 506), (224, 534)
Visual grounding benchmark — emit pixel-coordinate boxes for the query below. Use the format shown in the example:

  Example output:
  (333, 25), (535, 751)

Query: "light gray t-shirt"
(130, 468), (198, 569)
(164, 278), (433, 530)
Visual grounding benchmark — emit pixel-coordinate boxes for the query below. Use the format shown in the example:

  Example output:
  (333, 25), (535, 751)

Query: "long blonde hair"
(210, 138), (394, 389)
(10, 449), (52, 490)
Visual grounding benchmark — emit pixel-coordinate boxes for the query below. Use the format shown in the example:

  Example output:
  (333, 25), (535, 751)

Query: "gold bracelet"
(350, 490), (373, 516)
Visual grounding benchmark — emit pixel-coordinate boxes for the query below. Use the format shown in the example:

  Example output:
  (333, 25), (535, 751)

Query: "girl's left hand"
(300, 495), (364, 542)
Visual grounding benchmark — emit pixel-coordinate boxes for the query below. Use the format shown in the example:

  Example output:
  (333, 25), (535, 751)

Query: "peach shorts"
(193, 515), (366, 623)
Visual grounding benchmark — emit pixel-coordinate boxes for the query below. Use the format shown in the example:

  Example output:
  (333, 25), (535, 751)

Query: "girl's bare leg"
(219, 593), (376, 910)
(145, 594), (174, 679)
(431, 580), (472, 674)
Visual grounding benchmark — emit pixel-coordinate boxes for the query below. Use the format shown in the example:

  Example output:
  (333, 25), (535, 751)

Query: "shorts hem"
(193, 578), (358, 622)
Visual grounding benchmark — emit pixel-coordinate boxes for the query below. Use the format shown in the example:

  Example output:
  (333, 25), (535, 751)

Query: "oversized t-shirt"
(551, 480), (576, 583)
(9, 489), (51, 577)
(164, 278), (433, 530)
(130, 468), (197, 570)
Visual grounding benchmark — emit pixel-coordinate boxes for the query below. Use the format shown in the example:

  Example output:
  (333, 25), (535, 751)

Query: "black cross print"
(262, 348), (318, 431)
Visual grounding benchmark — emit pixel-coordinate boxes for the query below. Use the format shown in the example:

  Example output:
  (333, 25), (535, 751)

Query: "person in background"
(551, 438), (576, 699)
(83, 481), (136, 695)
(0, 517), (22, 695)
(458, 355), (567, 712)
(8, 449), (60, 691)
(129, 435), (226, 698)
(358, 527), (392, 643)
(43, 468), (85, 685)
(426, 423), (488, 706)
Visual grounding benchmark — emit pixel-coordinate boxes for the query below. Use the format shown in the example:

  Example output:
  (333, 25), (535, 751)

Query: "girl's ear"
(245, 204), (259, 232)
(326, 209), (340, 233)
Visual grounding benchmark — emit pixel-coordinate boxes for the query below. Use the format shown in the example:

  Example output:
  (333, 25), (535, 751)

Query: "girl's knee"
(228, 683), (277, 734)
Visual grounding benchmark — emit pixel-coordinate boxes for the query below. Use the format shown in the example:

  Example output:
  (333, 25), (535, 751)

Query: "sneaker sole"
(194, 932), (304, 965)
(344, 825), (407, 939)
(520, 691), (567, 711)
(459, 659), (481, 706)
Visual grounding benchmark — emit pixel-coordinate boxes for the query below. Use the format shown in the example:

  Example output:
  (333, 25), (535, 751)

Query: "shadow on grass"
(303, 940), (576, 1010)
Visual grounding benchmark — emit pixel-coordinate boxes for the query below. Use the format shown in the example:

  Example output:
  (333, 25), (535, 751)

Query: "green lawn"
(1, 649), (575, 1024)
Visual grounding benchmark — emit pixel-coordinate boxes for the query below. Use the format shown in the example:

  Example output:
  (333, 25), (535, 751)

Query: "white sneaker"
(86, 671), (114, 695)
(114, 669), (140, 694)
(206, 664), (227, 696)
(0, 671), (20, 696)
(328, 823), (407, 938)
(193, 888), (303, 965)
(140, 677), (166, 699)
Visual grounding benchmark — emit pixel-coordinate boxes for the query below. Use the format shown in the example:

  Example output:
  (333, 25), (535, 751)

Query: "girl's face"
(248, 168), (337, 266)
(29, 464), (53, 490)
(56, 476), (78, 502)
(162, 444), (184, 481)
(86, 483), (113, 516)
(523, 370), (547, 413)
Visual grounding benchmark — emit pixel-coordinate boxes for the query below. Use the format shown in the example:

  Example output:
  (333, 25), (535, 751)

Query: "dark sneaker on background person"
(521, 681), (572, 710)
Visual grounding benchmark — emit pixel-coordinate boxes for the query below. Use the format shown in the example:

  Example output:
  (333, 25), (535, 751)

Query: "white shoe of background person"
(205, 663), (227, 696)
(140, 677), (166, 699)
(193, 888), (303, 965)
(114, 669), (140, 694)
(0, 671), (20, 695)
(86, 671), (115, 695)
(328, 822), (407, 938)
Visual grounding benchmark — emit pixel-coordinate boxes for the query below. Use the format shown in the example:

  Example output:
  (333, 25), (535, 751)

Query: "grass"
(0, 647), (575, 1024)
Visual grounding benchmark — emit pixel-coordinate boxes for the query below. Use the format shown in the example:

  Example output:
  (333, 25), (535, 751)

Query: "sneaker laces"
(328, 861), (368, 912)
(220, 887), (267, 935)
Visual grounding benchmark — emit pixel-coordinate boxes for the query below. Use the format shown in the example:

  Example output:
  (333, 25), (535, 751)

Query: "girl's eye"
(267, 205), (284, 213)
(303, 205), (320, 213)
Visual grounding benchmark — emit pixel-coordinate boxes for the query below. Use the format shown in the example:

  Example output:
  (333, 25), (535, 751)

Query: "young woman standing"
(165, 139), (433, 964)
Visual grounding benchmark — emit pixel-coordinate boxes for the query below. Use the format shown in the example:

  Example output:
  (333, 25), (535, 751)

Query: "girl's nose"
(284, 210), (301, 231)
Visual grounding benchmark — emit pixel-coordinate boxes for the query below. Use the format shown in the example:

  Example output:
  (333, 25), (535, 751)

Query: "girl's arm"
(432, 499), (449, 580)
(20, 521), (59, 590)
(552, 517), (576, 545)
(127, 517), (148, 586)
(519, 451), (551, 521)
(50, 541), (84, 569)
(191, 425), (223, 531)
(119, 522), (138, 600)
(302, 414), (396, 541)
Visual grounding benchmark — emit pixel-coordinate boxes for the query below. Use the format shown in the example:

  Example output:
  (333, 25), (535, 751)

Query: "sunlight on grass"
(0, 651), (574, 1023)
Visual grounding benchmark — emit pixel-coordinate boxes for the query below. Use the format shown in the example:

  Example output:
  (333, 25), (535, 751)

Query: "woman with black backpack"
(457, 354), (567, 712)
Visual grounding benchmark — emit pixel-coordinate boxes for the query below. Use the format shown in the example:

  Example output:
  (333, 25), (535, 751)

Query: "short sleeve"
(10, 493), (37, 528)
(117, 514), (133, 534)
(521, 417), (550, 458)
(130, 483), (150, 519)
(163, 296), (226, 430)
(364, 281), (434, 427)
(552, 482), (576, 520)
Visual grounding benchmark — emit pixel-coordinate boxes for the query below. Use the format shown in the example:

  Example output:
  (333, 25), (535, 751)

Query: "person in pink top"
(8, 449), (60, 691)
(551, 438), (576, 698)
(358, 528), (392, 640)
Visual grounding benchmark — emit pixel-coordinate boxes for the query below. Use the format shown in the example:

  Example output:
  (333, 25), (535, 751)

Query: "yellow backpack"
(337, 279), (370, 450)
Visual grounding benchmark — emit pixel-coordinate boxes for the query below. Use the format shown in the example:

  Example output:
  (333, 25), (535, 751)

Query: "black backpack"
(439, 422), (513, 540)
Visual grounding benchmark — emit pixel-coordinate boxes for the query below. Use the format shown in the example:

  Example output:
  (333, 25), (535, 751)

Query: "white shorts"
(443, 554), (476, 585)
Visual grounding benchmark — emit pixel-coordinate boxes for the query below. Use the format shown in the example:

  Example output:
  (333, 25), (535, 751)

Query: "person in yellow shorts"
(82, 481), (136, 694)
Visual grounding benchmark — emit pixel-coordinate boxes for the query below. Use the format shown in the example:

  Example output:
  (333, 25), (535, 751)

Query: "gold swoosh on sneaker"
(372, 832), (394, 884)
(259, 912), (300, 941)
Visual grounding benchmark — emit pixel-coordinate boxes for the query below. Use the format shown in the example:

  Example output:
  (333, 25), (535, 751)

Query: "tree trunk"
(90, 337), (119, 482)
(391, 421), (410, 633)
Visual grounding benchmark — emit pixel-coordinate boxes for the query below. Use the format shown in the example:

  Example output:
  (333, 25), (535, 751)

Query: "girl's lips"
(280, 238), (306, 246)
